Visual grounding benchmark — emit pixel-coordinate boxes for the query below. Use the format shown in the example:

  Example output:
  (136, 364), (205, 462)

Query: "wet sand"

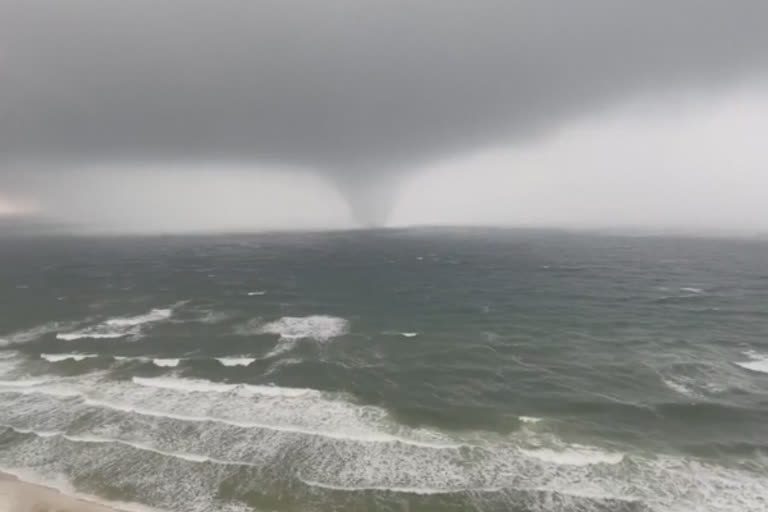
(0, 472), (118, 512)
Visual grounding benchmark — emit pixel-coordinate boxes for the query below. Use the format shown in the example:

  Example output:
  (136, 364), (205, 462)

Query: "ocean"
(1, 228), (767, 511)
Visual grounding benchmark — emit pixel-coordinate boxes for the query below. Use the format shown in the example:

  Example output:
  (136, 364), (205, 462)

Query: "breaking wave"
(215, 357), (255, 367)
(0, 321), (80, 346)
(735, 351), (768, 374)
(258, 315), (349, 341)
(56, 308), (173, 341)
(41, 353), (98, 363)
(151, 358), (180, 368)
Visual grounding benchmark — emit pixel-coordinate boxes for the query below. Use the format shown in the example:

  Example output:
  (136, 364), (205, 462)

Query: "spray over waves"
(56, 308), (173, 341)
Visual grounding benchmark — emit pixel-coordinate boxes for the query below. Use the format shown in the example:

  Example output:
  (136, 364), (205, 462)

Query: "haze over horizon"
(2, 1), (768, 233)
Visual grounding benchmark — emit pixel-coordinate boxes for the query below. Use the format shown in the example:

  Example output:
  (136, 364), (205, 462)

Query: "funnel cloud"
(1, 1), (768, 227)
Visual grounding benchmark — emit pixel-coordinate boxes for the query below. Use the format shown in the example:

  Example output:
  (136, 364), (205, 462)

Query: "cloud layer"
(2, 2), (768, 226)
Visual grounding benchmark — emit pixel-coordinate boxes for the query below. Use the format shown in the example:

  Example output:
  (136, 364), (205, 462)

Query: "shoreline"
(0, 471), (120, 512)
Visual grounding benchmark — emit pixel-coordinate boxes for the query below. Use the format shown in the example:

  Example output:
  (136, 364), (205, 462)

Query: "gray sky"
(2, 1), (768, 231)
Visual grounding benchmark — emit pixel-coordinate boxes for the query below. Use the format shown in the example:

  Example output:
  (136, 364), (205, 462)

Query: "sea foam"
(3, 377), (768, 512)
(258, 315), (348, 341)
(132, 376), (314, 398)
(57, 308), (172, 341)
(519, 445), (624, 466)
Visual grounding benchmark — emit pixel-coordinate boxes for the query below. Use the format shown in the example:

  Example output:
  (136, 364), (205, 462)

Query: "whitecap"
(0, 321), (80, 346)
(216, 357), (255, 367)
(735, 351), (768, 374)
(113, 356), (151, 362)
(262, 339), (298, 358)
(680, 287), (704, 294)
(41, 353), (98, 363)
(663, 377), (698, 397)
(152, 358), (180, 368)
(57, 308), (173, 341)
(400, 332), (419, 338)
(519, 416), (542, 424)
(258, 315), (349, 341)
(247, 291), (266, 296)
(520, 445), (624, 466)
(56, 332), (129, 341)
(106, 308), (172, 328)
(735, 359), (768, 374)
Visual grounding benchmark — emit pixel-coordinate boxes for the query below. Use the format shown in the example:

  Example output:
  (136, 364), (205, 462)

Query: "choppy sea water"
(1, 228), (768, 512)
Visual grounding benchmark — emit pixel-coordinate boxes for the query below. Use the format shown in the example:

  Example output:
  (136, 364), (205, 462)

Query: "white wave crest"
(262, 339), (297, 359)
(216, 357), (255, 367)
(735, 351), (768, 374)
(247, 291), (266, 296)
(258, 315), (349, 341)
(0, 321), (79, 346)
(680, 287), (704, 294)
(41, 353), (98, 362)
(57, 308), (173, 341)
(106, 309), (172, 327)
(152, 358), (180, 368)
(400, 332), (419, 338)
(663, 377), (698, 397)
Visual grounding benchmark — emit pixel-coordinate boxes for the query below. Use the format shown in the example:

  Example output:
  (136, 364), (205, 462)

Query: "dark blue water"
(1, 228), (768, 511)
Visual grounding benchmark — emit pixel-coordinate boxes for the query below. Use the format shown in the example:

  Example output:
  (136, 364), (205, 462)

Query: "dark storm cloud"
(1, 1), (768, 224)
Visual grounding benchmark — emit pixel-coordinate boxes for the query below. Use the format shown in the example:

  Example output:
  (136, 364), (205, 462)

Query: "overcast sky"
(1, 1), (767, 232)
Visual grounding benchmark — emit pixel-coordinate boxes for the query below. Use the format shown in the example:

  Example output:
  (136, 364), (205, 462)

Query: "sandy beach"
(0, 472), (118, 512)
